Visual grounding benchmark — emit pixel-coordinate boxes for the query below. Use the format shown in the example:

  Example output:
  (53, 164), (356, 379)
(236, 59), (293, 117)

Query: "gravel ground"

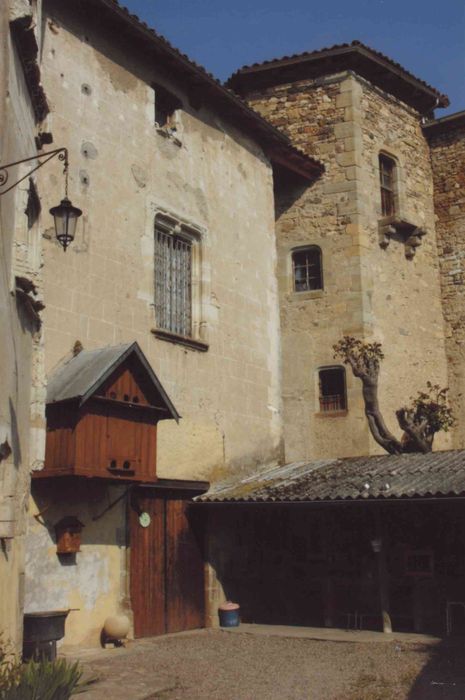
(74, 629), (465, 700)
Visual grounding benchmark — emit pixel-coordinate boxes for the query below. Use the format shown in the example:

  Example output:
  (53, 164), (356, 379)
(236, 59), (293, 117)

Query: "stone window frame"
(291, 245), (323, 294)
(375, 147), (406, 221)
(315, 365), (348, 418)
(374, 147), (426, 258)
(144, 200), (209, 352)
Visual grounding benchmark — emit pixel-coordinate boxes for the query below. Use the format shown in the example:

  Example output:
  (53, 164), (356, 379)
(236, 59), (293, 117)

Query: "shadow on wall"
(31, 477), (130, 550)
(8, 398), (21, 468)
(273, 166), (312, 219)
(408, 638), (465, 699)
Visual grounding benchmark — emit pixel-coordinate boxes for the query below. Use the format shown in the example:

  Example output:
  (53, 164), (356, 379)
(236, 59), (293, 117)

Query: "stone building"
(425, 112), (465, 449)
(0, 0), (49, 648)
(2, 1), (465, 651)
(228, 42), (454, 462)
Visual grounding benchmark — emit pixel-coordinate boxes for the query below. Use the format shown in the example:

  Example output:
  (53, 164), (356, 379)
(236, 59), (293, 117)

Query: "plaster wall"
(245, 72), (450, 460)
(25, 3), (283, 647)
(26, 482), (128, 649)
(39, 3), (283, 482)
(0, 0), (45, 649)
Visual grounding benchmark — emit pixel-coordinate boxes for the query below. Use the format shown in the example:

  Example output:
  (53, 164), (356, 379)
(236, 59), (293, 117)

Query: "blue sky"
(123, 0), (465, 115)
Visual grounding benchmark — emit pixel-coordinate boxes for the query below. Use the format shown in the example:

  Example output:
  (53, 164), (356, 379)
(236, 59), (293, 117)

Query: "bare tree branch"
(333, 336), (454, 456)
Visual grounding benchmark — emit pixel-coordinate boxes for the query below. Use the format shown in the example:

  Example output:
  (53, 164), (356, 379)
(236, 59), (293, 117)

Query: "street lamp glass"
(49, 197), (82, 251)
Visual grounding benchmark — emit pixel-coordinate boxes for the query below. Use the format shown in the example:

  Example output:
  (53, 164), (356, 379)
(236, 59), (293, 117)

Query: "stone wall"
(0, 0), (45, 649)
(428, 117), (465, 448)
(245, 71), (450, 461)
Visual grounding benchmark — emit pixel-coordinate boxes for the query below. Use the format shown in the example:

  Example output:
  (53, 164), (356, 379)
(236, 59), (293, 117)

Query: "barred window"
(318, 367), (346, 413)
(154, 216), (193, 337)
(292, 246), (322, 292)
(379, 154), (397, 217)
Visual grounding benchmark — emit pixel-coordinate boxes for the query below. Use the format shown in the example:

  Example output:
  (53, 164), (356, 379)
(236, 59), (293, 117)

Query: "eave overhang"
(227, 41), (449, 115)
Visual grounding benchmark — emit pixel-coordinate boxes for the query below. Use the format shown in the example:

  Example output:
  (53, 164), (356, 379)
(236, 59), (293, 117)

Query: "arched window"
(318, 366), (347, 413)
(379, 154), (397, 217)
(292, 246), (322, 292)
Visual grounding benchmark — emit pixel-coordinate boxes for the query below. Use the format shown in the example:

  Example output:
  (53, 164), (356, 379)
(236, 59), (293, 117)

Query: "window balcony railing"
(319, 394), (345, 412)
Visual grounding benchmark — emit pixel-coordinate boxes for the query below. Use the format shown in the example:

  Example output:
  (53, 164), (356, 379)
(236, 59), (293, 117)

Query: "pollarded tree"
(333, 336), (454, 454)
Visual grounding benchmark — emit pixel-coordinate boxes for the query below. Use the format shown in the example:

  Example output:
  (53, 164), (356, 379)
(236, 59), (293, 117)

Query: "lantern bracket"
(0, 147), (68, 196)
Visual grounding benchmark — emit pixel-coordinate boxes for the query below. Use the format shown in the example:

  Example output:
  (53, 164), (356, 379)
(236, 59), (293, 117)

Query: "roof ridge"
(227, 39), (448, 109)
(89, 0), (323, 178)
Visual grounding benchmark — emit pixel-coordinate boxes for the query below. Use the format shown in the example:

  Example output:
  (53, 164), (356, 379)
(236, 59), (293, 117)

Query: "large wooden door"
(130, 489), (205, 638)
(165, 498), (205, 633)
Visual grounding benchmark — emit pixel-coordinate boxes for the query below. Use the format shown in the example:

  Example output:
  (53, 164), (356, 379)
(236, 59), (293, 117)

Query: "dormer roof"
(47, 341), (180, 421)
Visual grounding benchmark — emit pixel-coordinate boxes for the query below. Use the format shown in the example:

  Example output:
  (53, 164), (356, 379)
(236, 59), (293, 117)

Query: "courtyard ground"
(66, 626), (465, 700)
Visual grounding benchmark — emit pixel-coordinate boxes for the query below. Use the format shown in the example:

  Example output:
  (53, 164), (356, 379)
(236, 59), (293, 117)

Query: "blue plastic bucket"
(218, 603), (240, 627)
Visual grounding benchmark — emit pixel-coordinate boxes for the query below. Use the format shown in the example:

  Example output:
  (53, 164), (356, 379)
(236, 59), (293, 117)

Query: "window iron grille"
(319, 367), (346, 412)
(154, 223), (192, 337)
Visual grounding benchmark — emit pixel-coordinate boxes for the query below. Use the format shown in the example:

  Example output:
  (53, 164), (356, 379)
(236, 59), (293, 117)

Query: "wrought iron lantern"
(0, 147), (82, 251)
(49, 197), (82, 251)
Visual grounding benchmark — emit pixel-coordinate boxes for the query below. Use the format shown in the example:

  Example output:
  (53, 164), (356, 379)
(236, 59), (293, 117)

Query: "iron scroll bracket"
(0, 147), (68, 196)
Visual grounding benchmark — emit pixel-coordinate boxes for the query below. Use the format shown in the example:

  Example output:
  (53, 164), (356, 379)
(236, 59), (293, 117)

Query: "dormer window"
(379, 154), (397, 217)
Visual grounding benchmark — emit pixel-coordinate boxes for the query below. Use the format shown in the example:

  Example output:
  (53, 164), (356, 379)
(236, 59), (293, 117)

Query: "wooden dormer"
(37, 342), (179, 482)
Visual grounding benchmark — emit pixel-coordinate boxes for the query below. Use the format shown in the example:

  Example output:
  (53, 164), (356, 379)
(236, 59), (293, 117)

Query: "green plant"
(0, 638), (20, 694)
(408, 382), (455, 435)
(0, 654), (82, 700)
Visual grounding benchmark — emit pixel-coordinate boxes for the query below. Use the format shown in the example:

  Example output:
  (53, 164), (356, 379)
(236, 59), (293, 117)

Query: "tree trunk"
(348, 356), (403, 454)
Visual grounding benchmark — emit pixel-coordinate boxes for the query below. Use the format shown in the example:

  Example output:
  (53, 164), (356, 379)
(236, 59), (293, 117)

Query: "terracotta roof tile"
(227, 40), (449, 111)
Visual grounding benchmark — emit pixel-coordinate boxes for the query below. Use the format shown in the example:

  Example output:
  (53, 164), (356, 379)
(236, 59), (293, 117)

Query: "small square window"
(153, 83), (182, 129)
(292, 247), (322, 292)
(318, 367), (346, 412)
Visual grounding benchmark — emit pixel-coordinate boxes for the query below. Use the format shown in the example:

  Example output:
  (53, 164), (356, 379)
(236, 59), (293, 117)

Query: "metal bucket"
(23, 610), (70, 661)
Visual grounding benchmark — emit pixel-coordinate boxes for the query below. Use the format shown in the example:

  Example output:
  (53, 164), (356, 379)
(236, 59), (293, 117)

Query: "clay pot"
(103, 614), (130, 640)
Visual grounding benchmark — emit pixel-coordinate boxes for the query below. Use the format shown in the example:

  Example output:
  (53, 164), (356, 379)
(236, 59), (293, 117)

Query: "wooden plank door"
(130, 491), (166, 637)
(130, 490), (205, 638)
(166, 497), (205, 633)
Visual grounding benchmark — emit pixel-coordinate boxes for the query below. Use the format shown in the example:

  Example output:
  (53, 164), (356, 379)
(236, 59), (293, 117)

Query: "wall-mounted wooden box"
(35, 342), (179, 483)
(55, 516), (83, 554)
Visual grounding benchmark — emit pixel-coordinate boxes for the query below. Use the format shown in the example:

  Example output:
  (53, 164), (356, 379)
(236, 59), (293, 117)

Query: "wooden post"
(374, 509), (392, 634)
(322, 511), (335, 628)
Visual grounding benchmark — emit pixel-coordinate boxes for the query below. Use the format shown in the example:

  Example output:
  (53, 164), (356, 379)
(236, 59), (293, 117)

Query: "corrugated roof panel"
(197, 450), (465, 503)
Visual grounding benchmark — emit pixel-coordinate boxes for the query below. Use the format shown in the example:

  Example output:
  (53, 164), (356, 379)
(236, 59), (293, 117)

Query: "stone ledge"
(288, 290), (324, 301)
(315, 410), (348, 419)
(151, 328), (209, 352)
